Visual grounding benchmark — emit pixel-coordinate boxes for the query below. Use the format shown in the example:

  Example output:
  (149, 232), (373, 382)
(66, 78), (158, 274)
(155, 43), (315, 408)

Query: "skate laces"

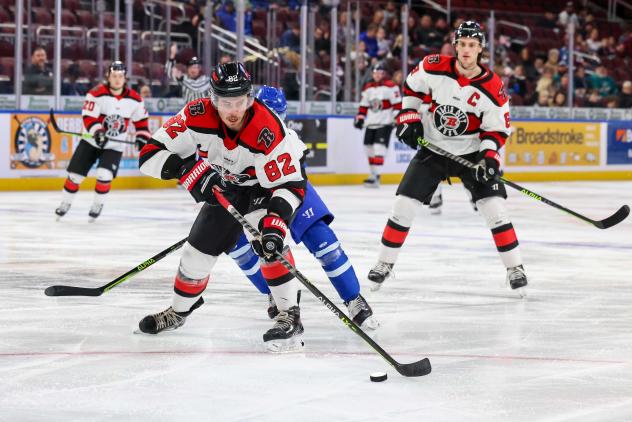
(273, 310), (295, 331)
(346, 295), (368, 317)
(373, 262), (393, 276)
(154, 307), (184, 331)
(508, 266), (525, 281)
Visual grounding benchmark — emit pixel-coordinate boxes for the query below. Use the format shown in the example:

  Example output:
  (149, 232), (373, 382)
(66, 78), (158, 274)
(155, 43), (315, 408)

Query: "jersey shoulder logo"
(188, 101), (205, 116)
(427, 54), (441, 64)
(433, 104), (468, 137)
(257, 127), (275, 148)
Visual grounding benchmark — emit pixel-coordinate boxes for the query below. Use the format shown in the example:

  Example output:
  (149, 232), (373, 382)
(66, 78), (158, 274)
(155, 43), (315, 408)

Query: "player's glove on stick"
(93, 129), (107, 148)
(252, 214), (288, 260)
(395, 109), (423, 150)
(353, 115), (365, 129)
(178, 159), (226, 203)
(472, 149), (501, 185)
(135, 137), (146, 152)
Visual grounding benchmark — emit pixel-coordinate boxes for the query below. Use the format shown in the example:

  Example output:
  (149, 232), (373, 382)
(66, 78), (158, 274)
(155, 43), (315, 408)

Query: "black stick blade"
(596, 205), (630, 229)
(44, 285), (103, 297)
(395, 357), (432, 377)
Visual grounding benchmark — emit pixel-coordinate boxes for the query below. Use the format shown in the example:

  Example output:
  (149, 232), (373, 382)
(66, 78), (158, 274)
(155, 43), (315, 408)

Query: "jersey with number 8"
(140, 97), (307, 214)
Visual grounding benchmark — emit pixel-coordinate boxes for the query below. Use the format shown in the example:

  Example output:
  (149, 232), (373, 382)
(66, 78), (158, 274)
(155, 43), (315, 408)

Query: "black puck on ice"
(370, 372), (387, 382)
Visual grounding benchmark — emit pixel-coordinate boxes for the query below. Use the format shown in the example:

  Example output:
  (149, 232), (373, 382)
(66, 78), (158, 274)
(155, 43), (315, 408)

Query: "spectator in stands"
(314, 25), (331, 57)
(519, 47), (538, 81)
(558, 1), (579, 28)
(537, 11), (558, 30)
(280, 22), (301, 53)
(586, 90), (603, 107)
(552, 91), (567, 107)
(375, 26), (391, 59)
(61, 63), (86, 97)
(392, 69), (403, 86)
(585, 28), (602, 54)
(435, 17), (449, 42)
(360, 23), (379, 59)
(371, 10), (384, 27)
(23, 46), (53, 95)
(574, 65), (589, 94)
(382, 1), (398, 26)
(535, 91), (551, 107)
(536, 67), (555, 98)
(140, 84), (152, 98)
(439, 42), (455, 56)
(219, 53), (233, 64)
(545, 48), (560, 74)
(416, 14), (443, 52)
(216, 0), (253, 35)
(508, 64), (528, 99)
(619, 80), (632, 108)
(589, 65), (618, 97)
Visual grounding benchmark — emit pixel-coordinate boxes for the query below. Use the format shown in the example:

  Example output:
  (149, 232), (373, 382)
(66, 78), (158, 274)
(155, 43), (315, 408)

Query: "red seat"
(61, 10), (76, 26)
(32, 7), (52, 25)
(75, 10), (94, 27)
(77, 59), (97, 80)
(0, 56), (14, 77)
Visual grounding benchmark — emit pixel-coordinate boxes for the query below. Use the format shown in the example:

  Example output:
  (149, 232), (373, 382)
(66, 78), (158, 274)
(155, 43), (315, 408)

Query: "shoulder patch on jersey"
(470, 71), (508, 107)
(422, 55), (454, 75)
(237, 100), (286, 153)
(88, 84), (110, 98)
(184, 98), (220, 133)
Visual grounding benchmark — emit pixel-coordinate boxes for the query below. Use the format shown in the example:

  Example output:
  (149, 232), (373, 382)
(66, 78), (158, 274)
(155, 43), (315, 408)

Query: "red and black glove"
(93, 128), (107, 148)
(134, 136), (147, 152)
(472, 149), (501, 185)
(177, 159), (226, 203)
(395, 109), (423, 150)
(353, 115), (365, 129)
(252, 214), (288, 260)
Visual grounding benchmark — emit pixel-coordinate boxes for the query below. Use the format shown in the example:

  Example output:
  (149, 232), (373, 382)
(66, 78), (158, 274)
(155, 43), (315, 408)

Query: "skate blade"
(360, 316), (380, 330)
(513, 286), (528, 298)
(369, 281), (383, 292)
(430, 208), (442, 215)
(265, 336), (305, 353)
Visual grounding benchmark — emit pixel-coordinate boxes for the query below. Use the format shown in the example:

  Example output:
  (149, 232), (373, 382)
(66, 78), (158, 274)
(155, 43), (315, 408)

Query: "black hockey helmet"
(372, 62), (388, 73)
(188, 56), (202, 67)
(453, 20), (486, 48)
(106, 60), (127, 76)
(210, 62), (253, 98)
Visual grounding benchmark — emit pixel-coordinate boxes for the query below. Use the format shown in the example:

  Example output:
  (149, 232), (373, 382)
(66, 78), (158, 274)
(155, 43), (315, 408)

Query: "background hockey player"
(228, 85), (378, 330)
(166, 43), (211, 103)
(54, 61), (150, 220)
(368, 21), (528, 296)
(353, 62), (401, 187)
(138, 62), (307, 352)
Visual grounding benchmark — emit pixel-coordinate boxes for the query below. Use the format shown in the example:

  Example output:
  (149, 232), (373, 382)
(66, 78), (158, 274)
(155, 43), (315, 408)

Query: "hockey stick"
(48, 109), (135, 145)
(212, 188), (431, 377)
(44, 238), (187, 297)
(417, 137), (630, 230)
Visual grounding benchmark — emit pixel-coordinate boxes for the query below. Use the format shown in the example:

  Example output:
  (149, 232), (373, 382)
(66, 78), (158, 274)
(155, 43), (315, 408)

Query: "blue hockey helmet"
(255, 85), (287, 120)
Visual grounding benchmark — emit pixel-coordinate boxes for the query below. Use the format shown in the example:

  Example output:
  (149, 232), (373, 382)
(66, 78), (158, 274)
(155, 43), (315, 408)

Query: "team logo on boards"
(103, 114), (127, 137)
(433, 104), (468, 137)
(12, 116), (54, 168)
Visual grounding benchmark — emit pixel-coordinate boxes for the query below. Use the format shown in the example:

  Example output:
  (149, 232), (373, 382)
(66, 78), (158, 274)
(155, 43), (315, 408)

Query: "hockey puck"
(370, 372), (387, 382)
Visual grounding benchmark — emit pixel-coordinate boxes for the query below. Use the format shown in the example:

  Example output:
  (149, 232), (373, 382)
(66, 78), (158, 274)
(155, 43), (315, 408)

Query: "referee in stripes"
(165, 43), (211, 103)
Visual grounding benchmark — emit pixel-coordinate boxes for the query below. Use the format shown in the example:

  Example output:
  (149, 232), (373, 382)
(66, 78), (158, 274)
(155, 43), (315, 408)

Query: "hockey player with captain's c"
(369, 21), (528, 296)
(54, 61), (151, 221)
(227, 85), (378, 330)
(137, 62), (307, 352)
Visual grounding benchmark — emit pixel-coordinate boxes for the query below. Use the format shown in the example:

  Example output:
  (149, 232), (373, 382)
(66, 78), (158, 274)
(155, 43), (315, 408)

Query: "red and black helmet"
(210, 62), (252, 98)
(453, 21), (486, 48)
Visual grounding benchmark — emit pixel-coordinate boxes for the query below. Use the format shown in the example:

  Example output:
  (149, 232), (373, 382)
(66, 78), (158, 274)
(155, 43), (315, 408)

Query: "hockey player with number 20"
(368, 21), (528, 296)
(137, 62), (308, 352)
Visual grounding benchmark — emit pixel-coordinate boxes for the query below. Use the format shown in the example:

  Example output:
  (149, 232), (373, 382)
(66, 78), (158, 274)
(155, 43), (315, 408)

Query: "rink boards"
(1, 110), (631, 191)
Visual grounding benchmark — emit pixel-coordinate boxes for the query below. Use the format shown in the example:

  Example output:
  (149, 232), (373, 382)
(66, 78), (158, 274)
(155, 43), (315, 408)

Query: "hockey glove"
(472, 149), (501, 185)
(135, 137), (147, 152)
(353, 115), (365, 129)
(93, 129), (107, 148)
(395, 109), (423, 150)
(252, 214), (288, 260)
(178, 159), (226, 203)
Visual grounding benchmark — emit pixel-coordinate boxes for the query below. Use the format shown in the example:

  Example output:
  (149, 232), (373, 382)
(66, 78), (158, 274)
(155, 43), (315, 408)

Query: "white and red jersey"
(140, 98), (307, 215)
(402, 54), (511, 156)
(357, 79), (401, 127)
(82, 84), (150, 152)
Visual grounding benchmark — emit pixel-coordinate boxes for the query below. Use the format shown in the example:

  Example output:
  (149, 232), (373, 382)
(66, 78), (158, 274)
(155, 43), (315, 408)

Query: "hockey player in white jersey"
(137, 62), (308, 352)
(368, 21), (528, 296)
(54, 61), (150, 220)
(353, 62), (401, 187)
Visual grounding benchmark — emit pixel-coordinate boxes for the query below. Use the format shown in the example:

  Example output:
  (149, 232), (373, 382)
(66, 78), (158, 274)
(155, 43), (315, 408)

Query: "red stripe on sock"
(261, 249), (295, 281)
(368, 157), (376, 165)
(373, 156), (384, 165)
(493, 227), (517, 248)
(382, 225), (409, 244)
(64, 178), (79, 192)
(95, 181), (111, 194)
(174, 274), (209, 295)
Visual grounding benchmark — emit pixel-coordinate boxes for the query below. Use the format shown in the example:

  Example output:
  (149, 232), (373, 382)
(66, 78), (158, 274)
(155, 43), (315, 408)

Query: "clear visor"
(212, 94), (253, 112)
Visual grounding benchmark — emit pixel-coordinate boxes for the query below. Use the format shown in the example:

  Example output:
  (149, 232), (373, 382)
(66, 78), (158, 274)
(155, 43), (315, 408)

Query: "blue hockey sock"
(301, 220), (360, 302)
(228, 233), (270, 295)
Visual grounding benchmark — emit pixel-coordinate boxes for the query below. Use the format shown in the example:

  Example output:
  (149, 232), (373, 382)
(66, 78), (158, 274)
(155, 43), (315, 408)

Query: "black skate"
(267, 290), (301, 319)
(88, 203), (103, 221)
(263, 305), (304, 352)
(507, 265), (528, 297)
(137, 297), (204, 334)
(55, 202), (71, 220)
(344, 294), (379, 329)
(363, 174), (380, 188)
(429, 194), (443, 215)
(368, 261), (394, 291)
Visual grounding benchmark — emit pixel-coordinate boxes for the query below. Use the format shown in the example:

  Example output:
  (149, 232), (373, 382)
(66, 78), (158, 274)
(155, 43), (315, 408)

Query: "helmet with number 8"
(256, 86), (287, 121)
(210, 62), (253, 104)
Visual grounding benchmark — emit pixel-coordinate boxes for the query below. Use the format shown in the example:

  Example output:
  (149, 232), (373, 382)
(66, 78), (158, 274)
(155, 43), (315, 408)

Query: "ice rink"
(1, 181), (631, 421)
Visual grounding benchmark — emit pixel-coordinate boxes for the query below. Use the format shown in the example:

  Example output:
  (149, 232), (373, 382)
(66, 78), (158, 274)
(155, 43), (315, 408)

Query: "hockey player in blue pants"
(228, 86), (378, 329)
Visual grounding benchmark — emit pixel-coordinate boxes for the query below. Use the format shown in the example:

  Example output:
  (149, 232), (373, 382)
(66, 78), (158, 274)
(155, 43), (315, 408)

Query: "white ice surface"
(1, 182), (631, 422)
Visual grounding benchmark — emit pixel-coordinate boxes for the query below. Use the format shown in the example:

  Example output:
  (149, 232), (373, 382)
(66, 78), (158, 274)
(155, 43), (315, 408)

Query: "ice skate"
(429, 194), (443, 215)
(267, 290), (301, 319)
(507, 265), (527, 298)
(55, 202), (71, 220)
(344, 294), (379, 329)
(88, 203), (104, 221)
(368, 261), (394, 291)
(137, 297), (204, 334)
(363, 174), (380, 188)
(263, 305), (304, 352)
